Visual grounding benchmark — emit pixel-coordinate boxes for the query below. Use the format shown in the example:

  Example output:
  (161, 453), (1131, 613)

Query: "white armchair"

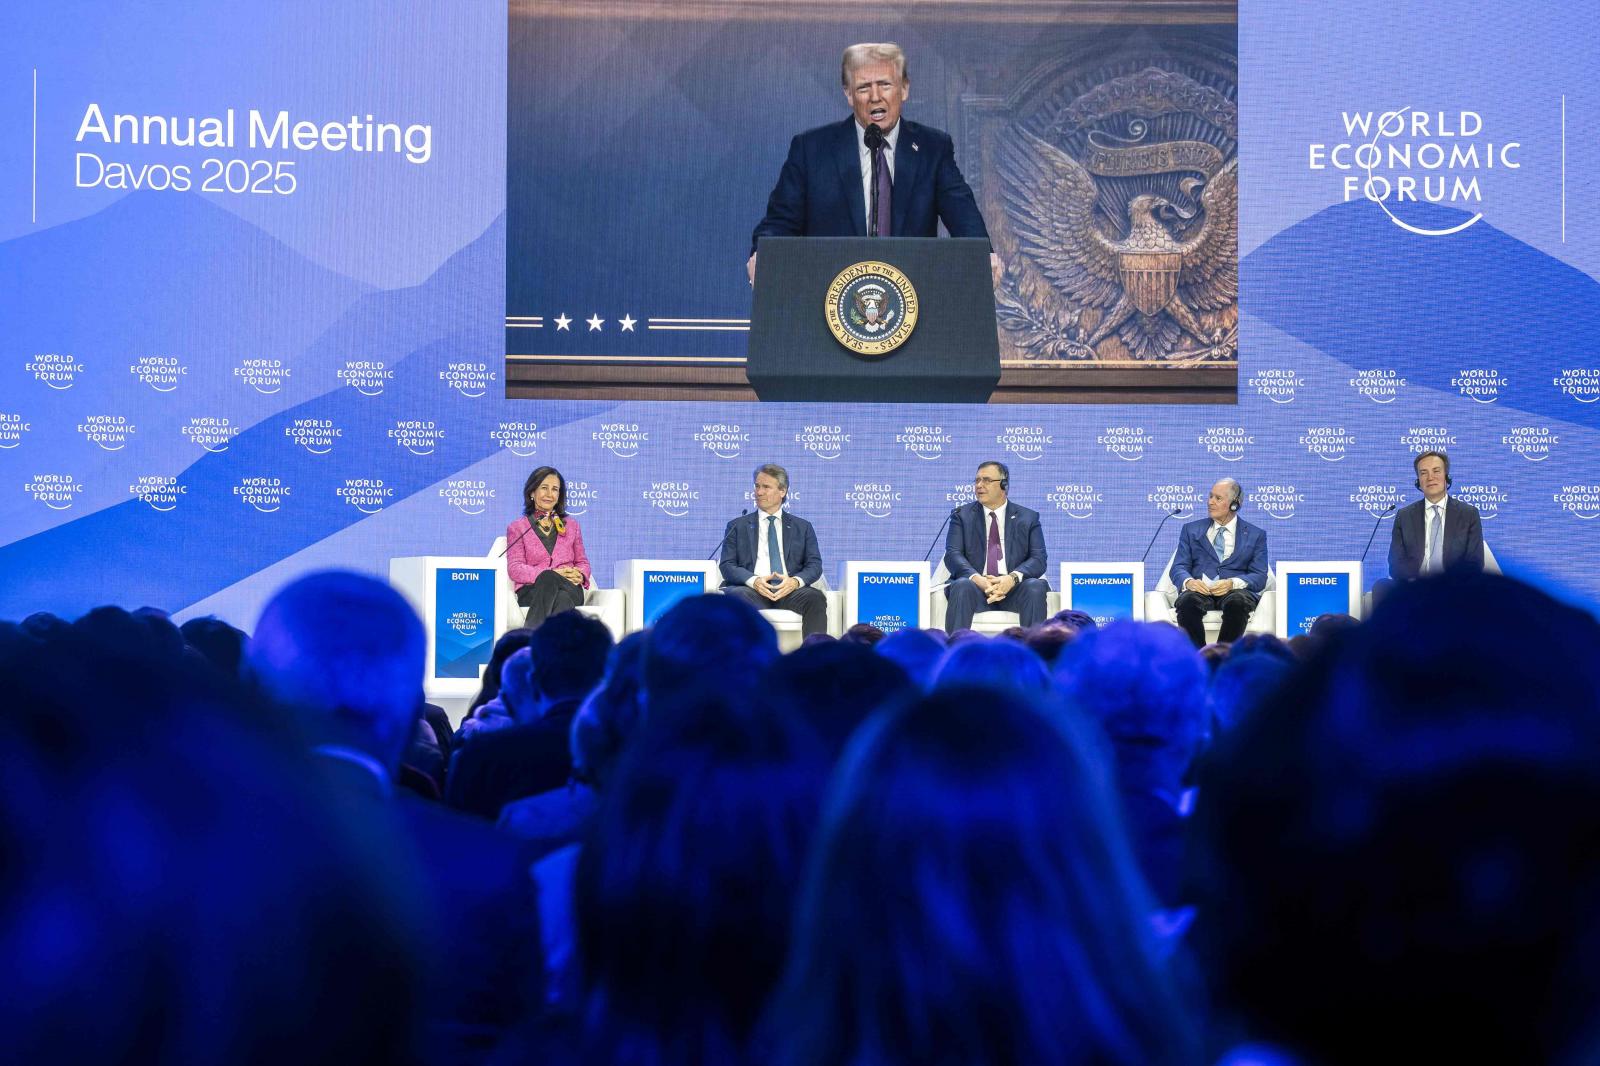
(1144, 549), (1275, 642)
(751, 575), (844, 651)
(488, 537), (626, 639)
(929, 562), (1061, 634)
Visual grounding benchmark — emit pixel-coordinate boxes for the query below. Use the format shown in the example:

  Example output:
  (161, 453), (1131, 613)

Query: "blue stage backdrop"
(2, 1), (1596, 628)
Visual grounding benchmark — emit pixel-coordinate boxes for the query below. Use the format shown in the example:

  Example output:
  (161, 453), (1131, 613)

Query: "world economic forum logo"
(1046, 484), (1102, 519)
(1308, 108), (1520, 237)
(1555, 369), (1600, 404)
(1198, 425), (1252, 463)
(389, 420), (444, 456)
(286, 418), (342, 455)
(439, 480), (494, 517)
(234, 358), (291, 395)
(1555, 485), (1600, 520)
(1399, 426), (1457, 455)
(77, 415), (134, 452)
(1350, 369), (1405, 404)
(997, 426), (1053, 463)
(339, 360), (393, 396)
(1453, 484), (1506, 521)
(1503, 426), (1557, 461)
(1099, 425), (1153, 461)
(492, 421), (545, 458)
(233, 477), (291, 513)
(1247, 368), (1303, 404)
(1147, 484), (1199, 516)
(643, 481), (698, 517)
(594, 423), (647, 458)
(1452, 368), (1506, 403)
(25, 473), (83, 510)
(694, 424), (748, 459)
(897, 425), (950, 460)
(183, 417), (240, 453)
(25, 352), (83, 390)
(1301, 426), (1355, 462)
(565, 480), (595, 516)
(130, 355), (186, 393)
(1254, 484), (1304, 520)
(129, 475), (186, 513)
(795, 424), (850, 460)
(1349, 484), (1408, 517)
(0, 413), (30, 450)
(845, 483), (899, 519)
(338, 479), (393, 515)
(440, 362), (495, 398)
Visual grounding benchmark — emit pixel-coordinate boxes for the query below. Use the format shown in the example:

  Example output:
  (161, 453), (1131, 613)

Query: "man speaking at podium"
(747, 42), (992, 285)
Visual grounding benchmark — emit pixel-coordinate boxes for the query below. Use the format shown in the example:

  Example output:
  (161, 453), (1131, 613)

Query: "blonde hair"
(840, 42), (907, 88)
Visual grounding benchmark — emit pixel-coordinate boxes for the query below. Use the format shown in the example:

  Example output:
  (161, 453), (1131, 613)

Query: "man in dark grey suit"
(720, 463), (828, 636)
(1170, 478), (1270, 647)
(1388, 450), (1485, 581)
(942, 460), (1049, 631)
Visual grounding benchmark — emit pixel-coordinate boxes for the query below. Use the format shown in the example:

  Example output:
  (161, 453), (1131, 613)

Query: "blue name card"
(855, 571), (920, 633)
(434, 567), (496, 679)
(641, 569), (707, 626)
(1282, 572), (1351, 635)
(1068, 572), (1136, 626)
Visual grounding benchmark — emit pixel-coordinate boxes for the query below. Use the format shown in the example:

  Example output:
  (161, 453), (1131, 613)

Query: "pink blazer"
(506, 515), (592, 590)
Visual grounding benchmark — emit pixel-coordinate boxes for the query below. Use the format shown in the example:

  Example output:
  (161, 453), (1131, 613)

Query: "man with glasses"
(942, 460), (1049, 631)
(719, 463), (828, 636)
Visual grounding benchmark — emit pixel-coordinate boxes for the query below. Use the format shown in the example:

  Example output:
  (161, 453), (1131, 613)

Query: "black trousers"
(723, 584), (828, 637)
(516, 569), (585, 628)
(1174, 588), (1259, 647)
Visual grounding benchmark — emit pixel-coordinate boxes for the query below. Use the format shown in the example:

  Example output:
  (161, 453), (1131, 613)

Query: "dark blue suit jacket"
(1170, 517), (1269, 594)
(944, 501), (1047, 582)
(1387, 496), (1484, 581)
(720, 509), (824, 587)
(750, 117), (989, 254)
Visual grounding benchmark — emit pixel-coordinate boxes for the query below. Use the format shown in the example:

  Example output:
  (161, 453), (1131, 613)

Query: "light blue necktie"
(767, 515), (784, 576)
(1213, 524), (1227, 560)
(1425, 504), (1443, 574)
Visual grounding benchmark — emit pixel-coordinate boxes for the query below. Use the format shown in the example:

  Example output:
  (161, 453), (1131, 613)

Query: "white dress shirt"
(1207, 517), (1247, 591)
(855, 119), (899, 232)
(982, 504), (1021, 580)
(1422, 495), (1449, 574)
(749, 508), (806, 588)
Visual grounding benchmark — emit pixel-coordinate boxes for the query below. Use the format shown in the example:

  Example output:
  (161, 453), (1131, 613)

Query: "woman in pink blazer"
(506, 466), (592, 627)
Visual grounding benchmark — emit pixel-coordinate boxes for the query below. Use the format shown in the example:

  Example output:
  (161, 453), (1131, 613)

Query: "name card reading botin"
(825, 261), (918, 356)
(641, 570), (708, 627)
(434, 568), (496, 679)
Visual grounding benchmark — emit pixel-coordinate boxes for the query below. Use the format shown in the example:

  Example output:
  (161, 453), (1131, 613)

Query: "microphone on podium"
(1360, 504), (1397, 561)
(864, 123), (885, 237)
(708, 508), (748, 559)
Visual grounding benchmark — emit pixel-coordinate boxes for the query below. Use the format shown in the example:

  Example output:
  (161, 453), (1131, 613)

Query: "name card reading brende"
(433, 567), (496, 679)
(845, 561), (930, 633)
(1059, 562), (1146, 625)
(1274, 561), (1363, 637)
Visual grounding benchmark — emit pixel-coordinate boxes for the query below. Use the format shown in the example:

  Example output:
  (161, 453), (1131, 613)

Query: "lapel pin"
(911, 141), (919, 152)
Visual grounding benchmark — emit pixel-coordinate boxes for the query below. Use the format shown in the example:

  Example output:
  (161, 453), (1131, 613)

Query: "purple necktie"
(985, 511), (1002, 576)
(872, 142), (892, 237)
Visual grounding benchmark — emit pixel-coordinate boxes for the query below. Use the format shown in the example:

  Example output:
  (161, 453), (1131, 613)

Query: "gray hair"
(1216, 477), (1243, 507)
(755, 463), (790, 493)
(841, 42), (907, 88)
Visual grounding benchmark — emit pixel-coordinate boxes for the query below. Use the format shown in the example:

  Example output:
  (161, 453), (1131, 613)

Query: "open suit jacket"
(943, 500), (1047, 582)
(1170, 517), (1269, 594)
(505, 515), (592, 589)
(1387, 496), (1484, 581)
(750, 117), (989, 254)
(719, 509), (824, 588)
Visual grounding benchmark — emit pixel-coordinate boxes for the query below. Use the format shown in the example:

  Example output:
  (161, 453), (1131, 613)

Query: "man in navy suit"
(1387, 450), (1485, 582)
(747, 41), (991, 285)
(720, 462), (828, 636)
(943, 460), (1049, 631)
(1170, 478), (1270, 647)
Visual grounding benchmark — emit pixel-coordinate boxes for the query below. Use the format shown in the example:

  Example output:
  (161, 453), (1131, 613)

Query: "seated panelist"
(505, 466), (591, 628)
(942, 461), (1049, 631)
(1170, 478), (1269, 647)
(1388, 450), (1485, 582)
(719, 463), (828, 637)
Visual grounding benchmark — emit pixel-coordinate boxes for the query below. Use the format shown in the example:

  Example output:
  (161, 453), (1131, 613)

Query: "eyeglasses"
(974, 477), (1004, 486)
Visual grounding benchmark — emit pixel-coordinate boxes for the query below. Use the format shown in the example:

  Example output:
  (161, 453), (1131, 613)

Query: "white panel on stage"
(1058, 562), (1147, 625)
(390, 555), (511, 700)
(615, 559), (724, 633)
(1275, 561), (1364, 638)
